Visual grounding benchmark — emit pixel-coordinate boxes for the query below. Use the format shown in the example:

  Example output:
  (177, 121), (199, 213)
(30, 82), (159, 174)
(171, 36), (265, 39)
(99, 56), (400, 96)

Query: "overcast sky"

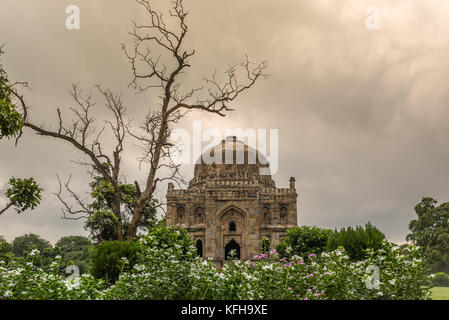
(1, 0), (449, 244)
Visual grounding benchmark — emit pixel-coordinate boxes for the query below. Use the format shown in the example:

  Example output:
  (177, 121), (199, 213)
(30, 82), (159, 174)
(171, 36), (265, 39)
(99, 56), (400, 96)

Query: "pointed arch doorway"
(218, 205), (247, 261)
(225, 239), (241, 260)
(196, 239), (203, 258)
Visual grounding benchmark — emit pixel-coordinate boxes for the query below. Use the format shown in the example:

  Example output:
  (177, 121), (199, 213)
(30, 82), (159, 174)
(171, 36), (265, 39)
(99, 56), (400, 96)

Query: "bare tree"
(9, 0), (267, 240)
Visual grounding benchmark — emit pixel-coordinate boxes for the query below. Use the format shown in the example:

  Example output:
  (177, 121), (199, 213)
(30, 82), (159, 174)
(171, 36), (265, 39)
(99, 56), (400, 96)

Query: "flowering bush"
(0, 251), (105, 300)
(0, 230), (432, 300)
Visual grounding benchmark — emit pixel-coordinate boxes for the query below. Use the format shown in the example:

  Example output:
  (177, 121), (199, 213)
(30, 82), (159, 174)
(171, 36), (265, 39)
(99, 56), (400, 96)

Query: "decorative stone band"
(167, 188), (297, 201)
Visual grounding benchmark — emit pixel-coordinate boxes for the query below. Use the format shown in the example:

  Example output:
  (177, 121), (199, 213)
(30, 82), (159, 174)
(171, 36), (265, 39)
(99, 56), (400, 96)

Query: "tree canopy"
(0, 177), (43, 216)
(407, 197), (449, 273)
(0, 235), (13, 264)
(326, 222), (386, 261)
(0, 46), (23, 140)
(82, 165), (158, 242)
(276, 226), (333, 259)
(12, 233), (52, 258)
(55, 236), (93, 274)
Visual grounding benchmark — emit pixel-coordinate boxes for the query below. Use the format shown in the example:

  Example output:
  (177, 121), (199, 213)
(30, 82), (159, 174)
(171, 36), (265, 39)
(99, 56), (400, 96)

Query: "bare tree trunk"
(111, 196), (123, 241)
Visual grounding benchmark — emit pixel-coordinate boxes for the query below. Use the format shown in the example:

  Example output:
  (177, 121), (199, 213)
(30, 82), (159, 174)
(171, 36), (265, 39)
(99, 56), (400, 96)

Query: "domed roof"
(196, 136), (268, 163)
(190, 136), (274, 188)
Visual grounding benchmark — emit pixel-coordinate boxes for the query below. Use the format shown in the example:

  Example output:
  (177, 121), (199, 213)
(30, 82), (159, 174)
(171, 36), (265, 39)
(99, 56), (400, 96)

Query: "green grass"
(431, 287), (449, 300)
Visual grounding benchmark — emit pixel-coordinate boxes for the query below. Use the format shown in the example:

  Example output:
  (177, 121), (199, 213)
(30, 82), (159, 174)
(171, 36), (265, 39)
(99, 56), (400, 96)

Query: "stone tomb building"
(166, 136), (298, 264)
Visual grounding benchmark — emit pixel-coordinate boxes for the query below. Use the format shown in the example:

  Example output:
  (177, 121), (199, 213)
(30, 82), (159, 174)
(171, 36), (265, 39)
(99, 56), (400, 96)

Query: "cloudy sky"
(1, 0), (449, 244)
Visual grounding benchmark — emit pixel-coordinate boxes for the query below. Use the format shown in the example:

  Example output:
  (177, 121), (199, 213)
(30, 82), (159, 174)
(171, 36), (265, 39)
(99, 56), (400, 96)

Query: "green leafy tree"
(0, 99), (23, 139)
(11, 233), (55, 269)
(432, 272), (449, 287)
(55, 236), (93, 275)
(0, 177), (43, 216)
(0, 46), (23, 140)
(80, 165), (158, 243)
(1, 50), (42, 217)
(0, 235), (14, 264)
(12, 233), (52, 258)
(276, 226), (333, 259)
(326, 222), (386, 261)
(407, 197), (449, 273)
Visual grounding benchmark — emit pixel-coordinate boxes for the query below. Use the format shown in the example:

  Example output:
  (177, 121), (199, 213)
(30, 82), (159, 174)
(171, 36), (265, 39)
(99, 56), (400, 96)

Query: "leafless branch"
(54, 174), (92, 220)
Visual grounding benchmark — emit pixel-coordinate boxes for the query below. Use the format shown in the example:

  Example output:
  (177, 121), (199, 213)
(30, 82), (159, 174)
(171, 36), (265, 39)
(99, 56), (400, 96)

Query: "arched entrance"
(218, 204), (247, 261)
(196, 239), (203, 258)
(225, 239), (240, 260)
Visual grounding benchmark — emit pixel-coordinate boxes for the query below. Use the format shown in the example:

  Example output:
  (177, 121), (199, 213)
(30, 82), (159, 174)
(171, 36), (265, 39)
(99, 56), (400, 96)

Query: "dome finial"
(289, 177), (296, 189)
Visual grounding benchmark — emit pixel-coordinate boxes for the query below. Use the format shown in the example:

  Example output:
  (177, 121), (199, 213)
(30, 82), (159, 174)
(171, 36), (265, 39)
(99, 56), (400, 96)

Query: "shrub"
(142, 225), (195, 259)
(0, 253), (105, 300)
(102, 226), (198, 299)
(104, 239), (431, 300)
(0, 236), (13, 265)
(276, 226), (333, 259)
(0, 230), (432, 300)
(326, 222), (386, 261)
(432, 272), (449, 287)
(90, 240), (141, 284)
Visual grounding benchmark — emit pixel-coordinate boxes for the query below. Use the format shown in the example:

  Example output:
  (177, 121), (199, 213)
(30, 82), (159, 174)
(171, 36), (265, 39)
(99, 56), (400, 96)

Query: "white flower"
(120, 257), (129, 264)
(65, 278), (81, 291)
(29, 249), (40, 257)
(262, 264), (273, 270)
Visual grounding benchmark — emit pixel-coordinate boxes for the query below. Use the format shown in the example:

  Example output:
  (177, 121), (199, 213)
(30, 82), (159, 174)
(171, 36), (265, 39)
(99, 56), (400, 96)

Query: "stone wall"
(166, 178), (298, 264)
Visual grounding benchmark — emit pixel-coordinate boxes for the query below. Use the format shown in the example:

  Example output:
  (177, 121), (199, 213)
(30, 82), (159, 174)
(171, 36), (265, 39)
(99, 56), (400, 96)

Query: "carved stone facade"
(166, 136), (298, 264)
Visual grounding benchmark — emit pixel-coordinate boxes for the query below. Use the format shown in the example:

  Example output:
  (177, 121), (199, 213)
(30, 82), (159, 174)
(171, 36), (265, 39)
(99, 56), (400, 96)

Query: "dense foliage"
(0, 227), (432, 300)
(1, 234), (93, 274)
(12, 234), (52, 259)
(55, 236), (93, 275)
(276, 226), (333, 259)
(431, 272), (449, 287)
(84, 165), (158, 242)
(407, 197), (449, 274)
(11, 234), (54, 269)
(90, 240), (141, 284)
(0, 47), (23, 140)
(327, 223), (386, 261)
(0, 236), (13, 265)
(0, 99), (22, 139)
(4, 178), (42, 214)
